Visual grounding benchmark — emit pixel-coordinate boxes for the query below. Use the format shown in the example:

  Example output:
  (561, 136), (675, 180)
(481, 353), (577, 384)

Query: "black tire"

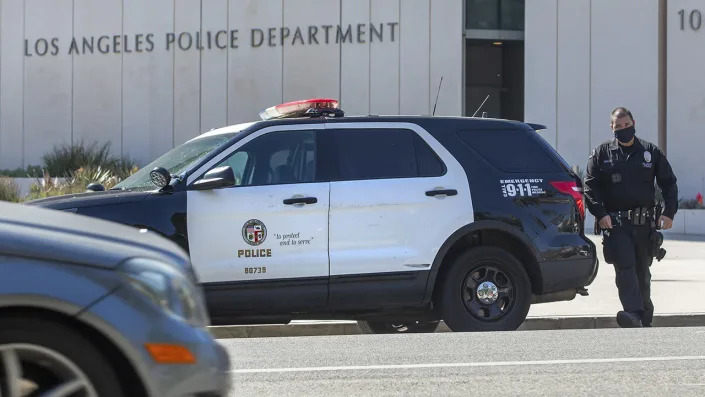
(0, 315), (126, 397)
(438, 246), (532, 332)
(357, 320), (440, 334)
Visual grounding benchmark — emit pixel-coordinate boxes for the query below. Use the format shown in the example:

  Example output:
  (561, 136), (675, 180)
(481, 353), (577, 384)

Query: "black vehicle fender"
(422, 220), (544, 305)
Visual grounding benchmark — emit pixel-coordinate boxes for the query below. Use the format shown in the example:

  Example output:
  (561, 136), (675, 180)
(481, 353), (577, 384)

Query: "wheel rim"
(461, 264), (516, 322)
(0, 343), (98, 397)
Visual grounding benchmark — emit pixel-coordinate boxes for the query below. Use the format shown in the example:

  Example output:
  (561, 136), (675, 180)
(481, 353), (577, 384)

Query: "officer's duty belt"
(608, 207), (655, 226)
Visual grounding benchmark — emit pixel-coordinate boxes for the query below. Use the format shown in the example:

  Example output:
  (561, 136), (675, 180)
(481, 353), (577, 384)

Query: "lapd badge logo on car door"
(242, 219), (267, 246)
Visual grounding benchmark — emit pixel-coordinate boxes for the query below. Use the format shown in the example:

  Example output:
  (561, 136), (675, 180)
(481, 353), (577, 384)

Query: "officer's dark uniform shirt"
(584, 137), (678, 220)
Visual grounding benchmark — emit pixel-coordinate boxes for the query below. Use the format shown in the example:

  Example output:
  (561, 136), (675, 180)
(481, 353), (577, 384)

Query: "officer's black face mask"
(614, 126), (636, 143)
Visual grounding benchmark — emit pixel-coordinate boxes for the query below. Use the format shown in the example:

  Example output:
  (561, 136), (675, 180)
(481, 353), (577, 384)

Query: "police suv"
(27, 99), (598, 333)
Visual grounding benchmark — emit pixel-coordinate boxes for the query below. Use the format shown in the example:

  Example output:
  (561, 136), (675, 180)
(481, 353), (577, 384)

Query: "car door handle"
(283, 197), (318, 205)
(425, 189), (457, 197)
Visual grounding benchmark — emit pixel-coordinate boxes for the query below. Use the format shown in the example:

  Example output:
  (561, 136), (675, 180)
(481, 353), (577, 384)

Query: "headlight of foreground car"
(118, 258), (210, 328)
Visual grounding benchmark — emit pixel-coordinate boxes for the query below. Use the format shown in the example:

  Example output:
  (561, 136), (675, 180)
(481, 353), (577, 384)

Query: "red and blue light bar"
(259, 98), (340, 120)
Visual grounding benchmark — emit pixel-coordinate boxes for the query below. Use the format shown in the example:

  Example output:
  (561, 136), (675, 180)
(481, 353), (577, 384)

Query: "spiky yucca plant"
(0, 178), (20, 202)
(27, 166), (134, 200)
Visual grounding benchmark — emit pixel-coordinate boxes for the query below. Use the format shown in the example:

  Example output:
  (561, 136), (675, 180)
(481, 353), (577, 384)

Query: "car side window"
(328, 128), (445, 181)
(211, 130), (316, 186)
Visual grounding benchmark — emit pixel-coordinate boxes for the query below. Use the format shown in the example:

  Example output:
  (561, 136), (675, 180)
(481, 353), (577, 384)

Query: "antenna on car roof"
(471, 94), (490, 117)
(432, 76), (443, 116)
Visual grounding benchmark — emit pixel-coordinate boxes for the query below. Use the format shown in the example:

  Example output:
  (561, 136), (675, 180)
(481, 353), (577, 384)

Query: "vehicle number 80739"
(245, 267), (267, 274)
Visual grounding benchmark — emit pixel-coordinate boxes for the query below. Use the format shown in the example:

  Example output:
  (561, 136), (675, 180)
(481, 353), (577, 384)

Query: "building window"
(466, 0), (525, 31)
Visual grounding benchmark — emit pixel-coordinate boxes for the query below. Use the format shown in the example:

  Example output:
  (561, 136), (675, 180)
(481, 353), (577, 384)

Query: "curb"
(208, 313), (705, 339)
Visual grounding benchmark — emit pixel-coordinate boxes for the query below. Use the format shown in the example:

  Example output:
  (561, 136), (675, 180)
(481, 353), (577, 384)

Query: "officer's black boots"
(617, 311), (643, 328)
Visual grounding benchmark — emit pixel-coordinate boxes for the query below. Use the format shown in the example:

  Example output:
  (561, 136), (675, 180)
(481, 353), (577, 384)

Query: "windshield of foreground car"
(113, 133), (237, 191)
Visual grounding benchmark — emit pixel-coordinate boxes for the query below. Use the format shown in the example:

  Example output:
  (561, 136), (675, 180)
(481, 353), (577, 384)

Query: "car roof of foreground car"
(0, 201), (190, 270)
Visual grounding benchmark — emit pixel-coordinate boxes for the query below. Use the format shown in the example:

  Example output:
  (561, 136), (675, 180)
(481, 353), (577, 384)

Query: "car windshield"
(113, 133), (237, 191)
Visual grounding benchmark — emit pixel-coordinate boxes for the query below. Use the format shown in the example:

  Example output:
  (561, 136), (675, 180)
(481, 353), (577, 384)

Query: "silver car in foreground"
(0, 201), (230, 397)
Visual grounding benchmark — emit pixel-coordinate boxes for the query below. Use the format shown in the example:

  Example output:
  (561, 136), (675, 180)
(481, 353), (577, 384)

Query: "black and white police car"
(27, 99), (598, 333)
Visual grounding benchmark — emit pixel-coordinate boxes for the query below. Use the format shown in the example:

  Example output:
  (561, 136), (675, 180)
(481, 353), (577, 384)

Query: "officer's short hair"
(611, 107), (634, 123)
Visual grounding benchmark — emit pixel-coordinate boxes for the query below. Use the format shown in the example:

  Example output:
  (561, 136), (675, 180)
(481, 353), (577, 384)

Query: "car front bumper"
(77, 286), (231, 397)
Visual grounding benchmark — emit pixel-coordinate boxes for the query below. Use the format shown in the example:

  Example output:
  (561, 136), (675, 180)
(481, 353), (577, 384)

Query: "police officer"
(584, 107), (678, 328)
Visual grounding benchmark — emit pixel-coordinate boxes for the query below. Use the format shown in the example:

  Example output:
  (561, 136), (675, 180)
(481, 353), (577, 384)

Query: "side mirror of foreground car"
(193, 166), (236, 191)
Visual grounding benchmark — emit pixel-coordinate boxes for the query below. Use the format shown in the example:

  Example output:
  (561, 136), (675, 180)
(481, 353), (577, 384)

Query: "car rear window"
(457, 129), (565, 173)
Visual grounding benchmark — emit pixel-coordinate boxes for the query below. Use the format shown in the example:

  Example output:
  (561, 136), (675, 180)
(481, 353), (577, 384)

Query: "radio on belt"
(258, 98), (345, 120)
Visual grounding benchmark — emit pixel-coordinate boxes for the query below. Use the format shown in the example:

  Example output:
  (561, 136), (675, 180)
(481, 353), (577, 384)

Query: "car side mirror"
(86, 183), (105, 192)
(193, 166), (236, 191)
(150, 167), (172, 188)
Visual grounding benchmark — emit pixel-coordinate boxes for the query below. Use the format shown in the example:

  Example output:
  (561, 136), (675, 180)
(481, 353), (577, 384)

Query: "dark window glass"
(457, 129), (562, 173)
(414, 135), (445, 177)
(212, 130), (316, 186)
(500, 0), (525, 31)
(466, 0), (525, 31)
(330, 129), (444, 181)
(466, 0), (499, 30)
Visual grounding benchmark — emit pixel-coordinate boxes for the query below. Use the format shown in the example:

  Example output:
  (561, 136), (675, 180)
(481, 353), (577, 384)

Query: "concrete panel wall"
(369, 0), (400, 115)
(122, 0), (175, 163)
(526, 0), (660, 169)
(282, 0), (341, 103)
(0, 0), (462, 169)
(227, 0), (284, 124)
(0, 0), (26, 168)
(667, 0), (705, 199)
(200, 0), (228, 132)
(340, 0), (370, 116)
(524, 0), (557, 149)
(23, 0), (73, 165)
(173, 0), (202, 145)
(73, 0), (123, 155)
(590, 0), (659, 148)
(556, 0), (590, 171)
(429, 0), (463, 117)
(400, 0), (430, 116)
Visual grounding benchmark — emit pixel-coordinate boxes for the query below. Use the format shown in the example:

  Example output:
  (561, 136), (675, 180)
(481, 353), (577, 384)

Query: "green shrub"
(0, 165), (43, 178)
(42, 140), (138, 178)
(27, 166), (127, 200)
(679, 198), (705, 210)
(0, 178), (20, 202)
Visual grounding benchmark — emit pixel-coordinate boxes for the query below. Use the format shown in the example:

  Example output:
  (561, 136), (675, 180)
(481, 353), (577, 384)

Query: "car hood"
(25, 189), (152, 210)
(0, 201), (191, 273)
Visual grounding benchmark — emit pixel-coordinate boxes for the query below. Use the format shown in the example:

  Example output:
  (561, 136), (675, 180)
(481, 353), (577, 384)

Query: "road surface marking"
(230, 356), (705, 374)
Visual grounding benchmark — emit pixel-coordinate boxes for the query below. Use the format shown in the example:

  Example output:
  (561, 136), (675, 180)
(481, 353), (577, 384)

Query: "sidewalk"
(209, 233), (705, 338)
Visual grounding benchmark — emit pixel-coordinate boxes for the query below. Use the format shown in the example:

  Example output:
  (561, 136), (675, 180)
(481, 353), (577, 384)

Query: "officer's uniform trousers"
(603, 219), (654, 326)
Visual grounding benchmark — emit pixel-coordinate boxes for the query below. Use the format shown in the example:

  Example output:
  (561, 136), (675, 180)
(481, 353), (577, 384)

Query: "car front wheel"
(357, 320), (440, 334)
(439, 246), (532, 332)
(0, 315), (126, 397)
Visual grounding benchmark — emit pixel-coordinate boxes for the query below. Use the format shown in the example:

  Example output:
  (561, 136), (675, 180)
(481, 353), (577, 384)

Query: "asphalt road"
(222, 327), (705, 396)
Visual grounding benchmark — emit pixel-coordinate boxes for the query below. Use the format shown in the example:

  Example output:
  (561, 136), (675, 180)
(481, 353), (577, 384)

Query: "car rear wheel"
(0, 316), (125, 397)
(357, 320), (440, 334)
(439, 246), (532, 332)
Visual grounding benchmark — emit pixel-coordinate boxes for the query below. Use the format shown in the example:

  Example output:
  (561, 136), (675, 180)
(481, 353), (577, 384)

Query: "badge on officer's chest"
(611, 173), (622, 184)
(642, 151), (653, 168)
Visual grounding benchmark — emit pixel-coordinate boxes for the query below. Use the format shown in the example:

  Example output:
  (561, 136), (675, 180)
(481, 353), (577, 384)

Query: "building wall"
(667, 0), (705, 199)
(0, 0), (463, 169)
(525, 0), (661, 174)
